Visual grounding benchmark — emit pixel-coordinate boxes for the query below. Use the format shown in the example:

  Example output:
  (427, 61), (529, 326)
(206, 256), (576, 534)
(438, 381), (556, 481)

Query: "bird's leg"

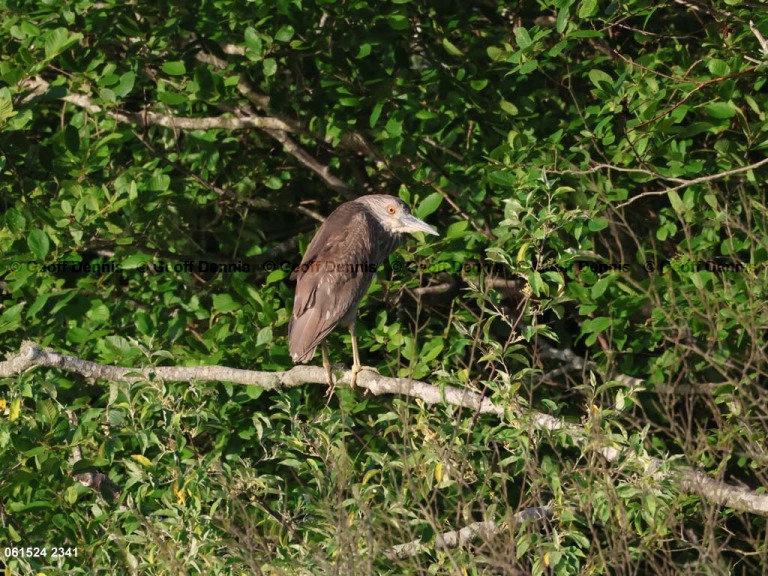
(321, 341), (335, 394)
(349, 323), (379, 388)
(350, 322), (361, 387)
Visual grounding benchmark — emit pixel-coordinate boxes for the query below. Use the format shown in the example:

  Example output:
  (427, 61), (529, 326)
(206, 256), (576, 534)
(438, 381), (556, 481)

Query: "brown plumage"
(288, 194), (438, 384)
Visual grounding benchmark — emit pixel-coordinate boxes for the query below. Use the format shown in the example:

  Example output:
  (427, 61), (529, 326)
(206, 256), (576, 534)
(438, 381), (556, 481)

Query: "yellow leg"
(349, 323), (361, 387)
(348, 323), (381, 387)
(321, 341), (334, 390)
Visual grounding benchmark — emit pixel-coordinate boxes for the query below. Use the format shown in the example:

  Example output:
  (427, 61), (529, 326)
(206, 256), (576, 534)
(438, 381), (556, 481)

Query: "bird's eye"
(387, 205), (396, 215)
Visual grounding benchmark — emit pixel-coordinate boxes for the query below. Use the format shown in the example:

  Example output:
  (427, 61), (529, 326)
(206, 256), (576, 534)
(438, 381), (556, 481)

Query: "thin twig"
(617, 156), (768, 209)
(548, 163), (687, 184)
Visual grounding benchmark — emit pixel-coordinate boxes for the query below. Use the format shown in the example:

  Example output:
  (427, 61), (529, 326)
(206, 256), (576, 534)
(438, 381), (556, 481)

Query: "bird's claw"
(324, 363), (349, 397)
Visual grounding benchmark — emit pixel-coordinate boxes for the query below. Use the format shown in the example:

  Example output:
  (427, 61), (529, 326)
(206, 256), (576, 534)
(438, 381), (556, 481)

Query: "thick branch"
(3, 342), (768, 517)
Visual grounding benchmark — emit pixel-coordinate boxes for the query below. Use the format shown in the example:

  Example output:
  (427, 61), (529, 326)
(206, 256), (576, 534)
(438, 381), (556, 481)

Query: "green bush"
(1, 1), (767, 574)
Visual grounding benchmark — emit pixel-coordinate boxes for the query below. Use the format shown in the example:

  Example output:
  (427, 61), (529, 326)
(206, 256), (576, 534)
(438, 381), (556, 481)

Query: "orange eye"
(387, 205), (396, 215)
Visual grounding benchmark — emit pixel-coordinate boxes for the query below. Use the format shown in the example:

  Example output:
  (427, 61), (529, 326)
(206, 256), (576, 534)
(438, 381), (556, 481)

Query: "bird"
(288, 194), (438, 387)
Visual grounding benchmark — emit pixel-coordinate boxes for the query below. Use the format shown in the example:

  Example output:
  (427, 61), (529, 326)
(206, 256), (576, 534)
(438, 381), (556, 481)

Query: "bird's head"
(356, 195), (439, 236)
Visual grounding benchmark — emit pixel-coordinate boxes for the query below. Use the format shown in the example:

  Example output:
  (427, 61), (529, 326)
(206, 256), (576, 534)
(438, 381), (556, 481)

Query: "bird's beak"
(400, 213), (439, 236)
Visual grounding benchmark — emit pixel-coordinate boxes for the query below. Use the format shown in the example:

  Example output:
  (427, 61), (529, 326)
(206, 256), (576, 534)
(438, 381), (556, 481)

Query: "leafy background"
(1, 0), (768, 574)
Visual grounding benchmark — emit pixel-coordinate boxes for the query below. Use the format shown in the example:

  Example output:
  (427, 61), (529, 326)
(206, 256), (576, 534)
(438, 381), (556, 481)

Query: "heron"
(288, 194), (438, 387)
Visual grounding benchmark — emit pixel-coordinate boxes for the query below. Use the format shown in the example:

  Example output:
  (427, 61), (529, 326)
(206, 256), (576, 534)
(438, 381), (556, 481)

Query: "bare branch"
(22, 74), (353, 194)
(750, 21), (768, 56)
(548, 163), (687, 184)
(410, 281), (455, 297)
(21, 76), (296, 132)
(616, 156), (768, 209)
(385, 507), (552, 560)
(262, 126), (352, 193)
(4, 342), (768, 517)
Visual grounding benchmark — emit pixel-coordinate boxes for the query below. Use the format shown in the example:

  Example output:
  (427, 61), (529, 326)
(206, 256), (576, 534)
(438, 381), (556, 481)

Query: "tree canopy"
(1, 0), (768, 574)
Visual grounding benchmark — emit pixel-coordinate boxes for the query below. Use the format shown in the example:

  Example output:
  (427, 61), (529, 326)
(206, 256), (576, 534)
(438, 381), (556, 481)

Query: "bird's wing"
(288, 208), (374, 363)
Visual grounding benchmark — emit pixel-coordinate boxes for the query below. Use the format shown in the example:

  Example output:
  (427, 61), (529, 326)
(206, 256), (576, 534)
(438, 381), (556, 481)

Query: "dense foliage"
(1, 0), (767, 574)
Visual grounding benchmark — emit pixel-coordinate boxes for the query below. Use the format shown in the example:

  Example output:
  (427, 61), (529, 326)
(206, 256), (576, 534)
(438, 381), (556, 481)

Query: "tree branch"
(384, 507), (552, 560)
(616, 155), (768, 209)
(22, 76), (296, 132)
(196, 48), (355, 194)
(750, 20), (768, 56)
(3, 342), (768, 517)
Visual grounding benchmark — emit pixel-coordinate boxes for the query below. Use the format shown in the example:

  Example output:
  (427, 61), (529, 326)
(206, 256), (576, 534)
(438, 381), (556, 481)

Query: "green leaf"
(385, 115), (403, 136)
(369, 101), (384, 128)
(0, 302), (25, 334)
(707, 59), (730, 76)
(500, 99), (518, 116)
(9, 501), (56, 513)
(487, 170), (516, 188)
(162, 61), (187, 76)
(442, 38), (464, 56)
(121, 254), (153, 269)
(514, 27), (532, 50)
(357, 43), (372, 58)
(265, 175), (283, 190)
(113, 71), (136, 98)
(387, 14), (410, 30)
(263, 58), (277, 77)
(0, 96), (16, 125)
(519, 59), (538, 75)
(704, 101), (736, 119)
(244, 28), (262, 52)
(446, 221), (468, 239)
(584, 316), (612, 334)
(668, 190), (685, 214)
(147, 173), (171, 192)
(213, 293), (241, 314)
(44, 28), (82, 60)
(591, 276), (614, 299)
(5, 207), (26, 232)
(28, 229), (50, 260)
(275, 25), (295, 43)
(99, 87), (116, 104)
(588, 69), (613, 90)
(256, 326), (273, 346)
(578, 0), (597, 18)
(158, 91), (186, 106)
(487, 46), (504, 61)
(588, 217), (609, 231)
(416, 192), (443, 219)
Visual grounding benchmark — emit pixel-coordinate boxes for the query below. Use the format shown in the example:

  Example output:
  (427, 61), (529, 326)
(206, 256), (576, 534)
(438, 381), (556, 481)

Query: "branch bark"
(384, 507), (552, 560)
(21, 76), (296, 132)
(21, 74), (353, 195)
(4, 342), (768, 518)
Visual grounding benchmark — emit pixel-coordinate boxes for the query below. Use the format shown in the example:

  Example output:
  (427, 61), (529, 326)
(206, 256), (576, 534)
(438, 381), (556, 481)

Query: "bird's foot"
(350, 364), (380, 388)
(322, 358), (335, 396)
(324, 363), (349, 398)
